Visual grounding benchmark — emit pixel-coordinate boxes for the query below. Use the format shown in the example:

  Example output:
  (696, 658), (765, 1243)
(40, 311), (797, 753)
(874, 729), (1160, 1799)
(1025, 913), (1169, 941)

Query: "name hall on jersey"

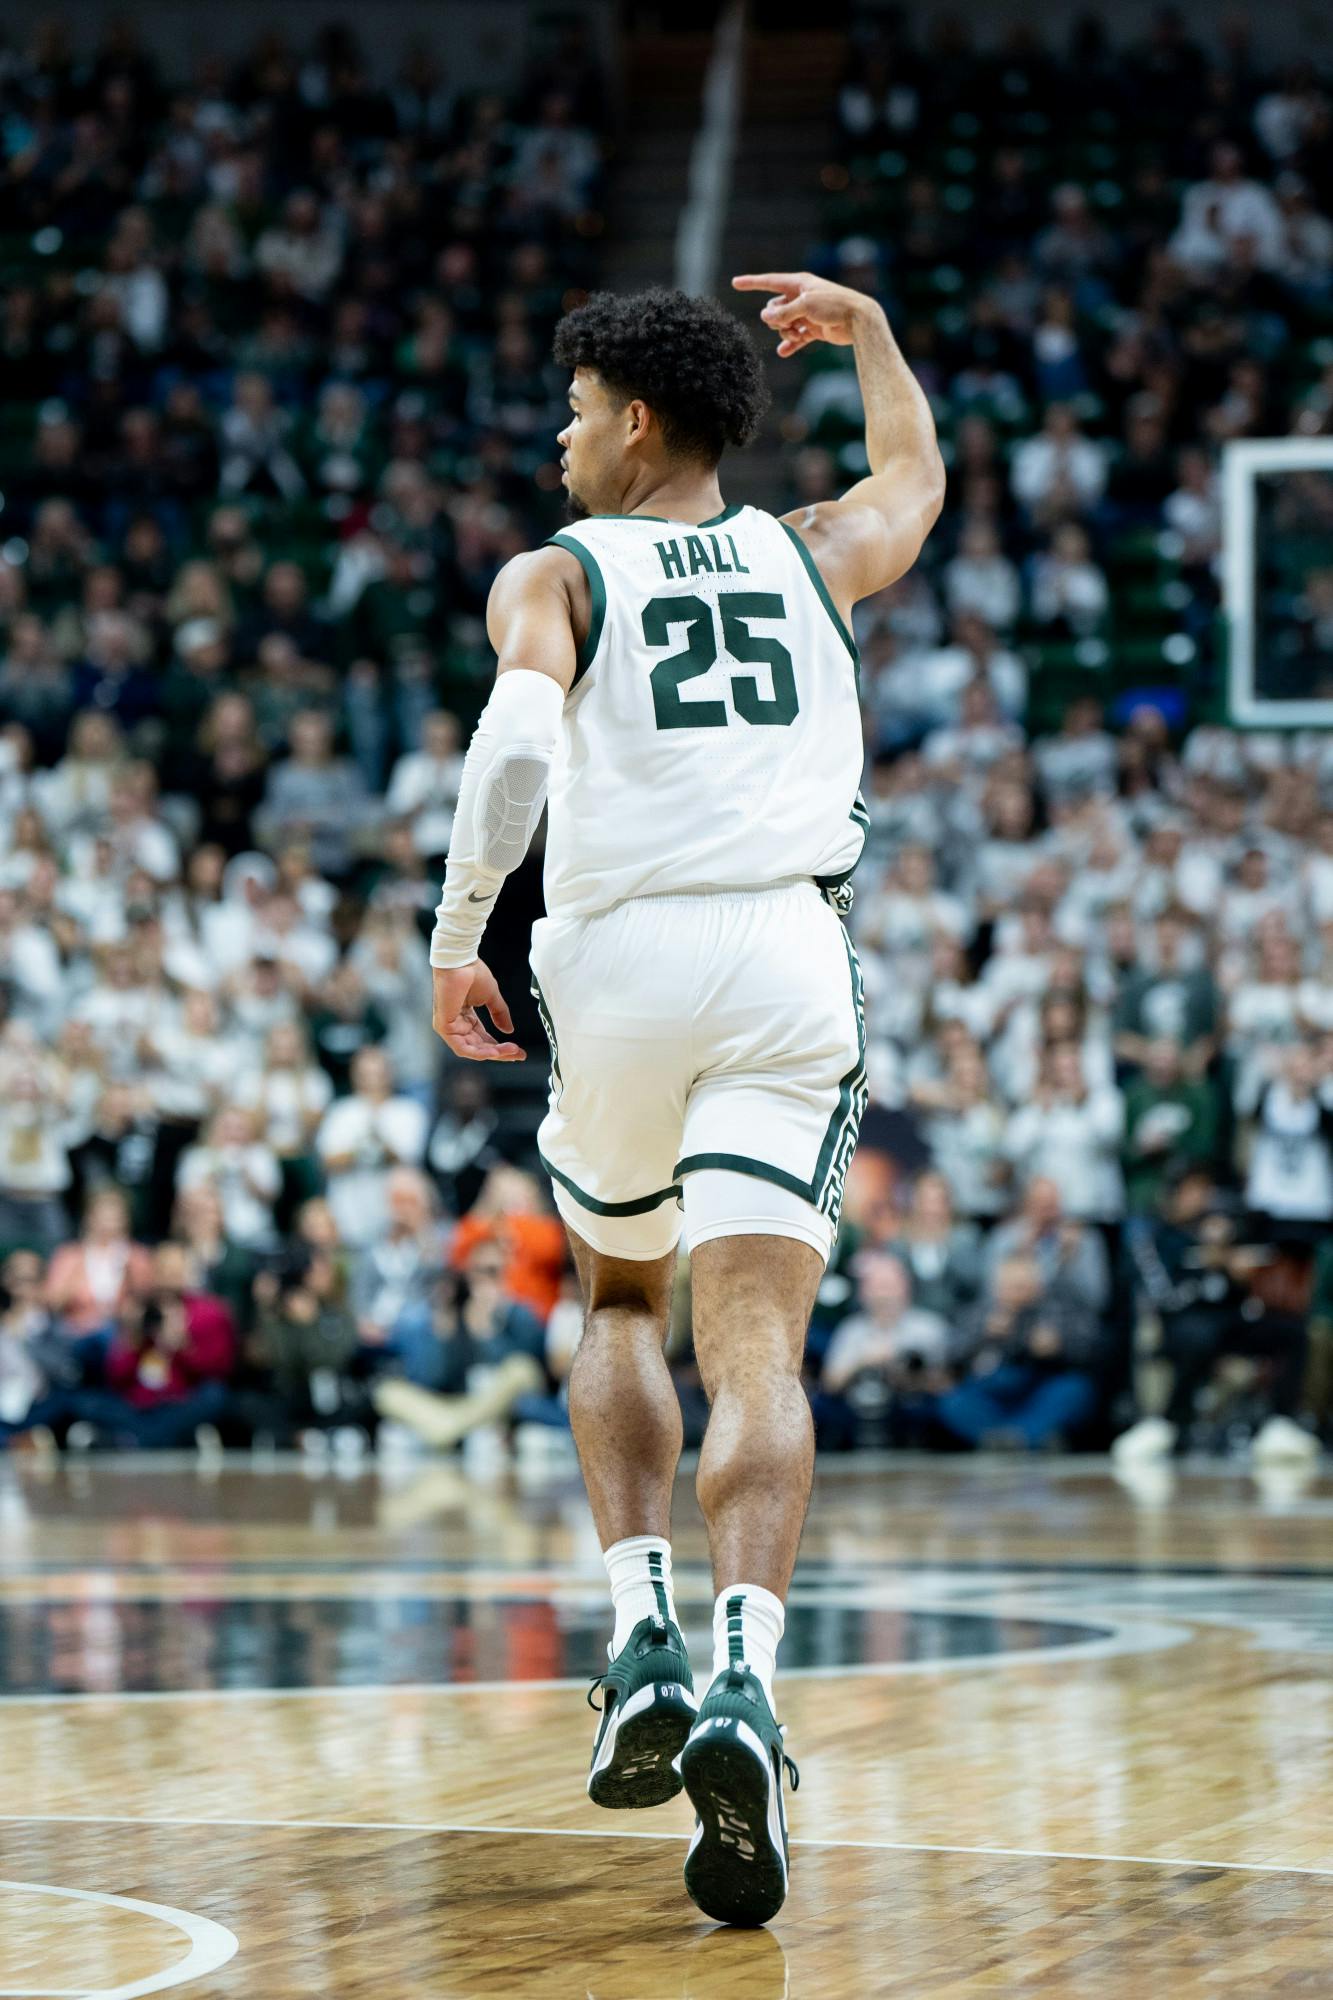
(655, 533), (751, 581)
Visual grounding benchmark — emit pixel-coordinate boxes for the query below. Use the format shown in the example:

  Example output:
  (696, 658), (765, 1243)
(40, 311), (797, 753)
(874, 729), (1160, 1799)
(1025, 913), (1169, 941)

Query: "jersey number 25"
(641, 592), (798, 731)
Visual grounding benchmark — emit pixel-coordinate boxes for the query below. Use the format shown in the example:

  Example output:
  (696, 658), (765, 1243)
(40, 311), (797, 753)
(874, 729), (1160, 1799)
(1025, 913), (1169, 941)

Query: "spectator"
(935, 1253), (1106, 1450)
(66, 1082), (162, 1238)
(254, 191), (343, 303)
(384, 710), (465, 860)
(1172, 141), (1285, 273)
(910, 1038), (1010, 1222)
(308, 961), (388, 1096)
(176, 1106), (282, 1251)
(1003, 1042), (1126, 1223)
(0, 1250), (78, 1447)
(904, 612), (1027, 730)
(882, 1172), (983, 1320)
(450, 1165), (567, 1324)
(173, 1183), (256, 1334)
(100, 1241), (233, 1448)
(1114, 911), (1218, 1077)
(235, 1021), (334, 1217)
(1010, 404), (1107, 522)
(218, 374), (306, 503)
(981, 1176), (1111, 1317)
(427, 1071), (501, 1216)
(249, 1247), (365, 1446)
(0, 1054), (72, 1255)
(1118, 1167), (1312, 1461)
(1123, 1040), (1222, 1213)
(1028, 524), (1110, 636)
(259, 710), (370, 879)
(1034, 700), (1118, 807)
(943, 521), (1021, 632)
(1243, 1044), (1333, 1227)
(45, 1188), (152, 1343)
(374, 1246), (547, 1449)
(351, 1166), (444, 1345)
(815, 1250), (951, 1451)
(316, 1046), (428, 1249)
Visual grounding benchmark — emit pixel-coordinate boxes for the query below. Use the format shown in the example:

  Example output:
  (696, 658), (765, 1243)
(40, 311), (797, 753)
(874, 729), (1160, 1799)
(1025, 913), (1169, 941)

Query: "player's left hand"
(732, 269), (880, 357)
(431, 961), (525, 1062)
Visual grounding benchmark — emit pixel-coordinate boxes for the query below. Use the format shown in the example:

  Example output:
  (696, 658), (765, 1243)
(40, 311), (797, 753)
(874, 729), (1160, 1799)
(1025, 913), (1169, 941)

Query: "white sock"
(712, 1583), (785, 1711)
(604, 1535), (677, 1655)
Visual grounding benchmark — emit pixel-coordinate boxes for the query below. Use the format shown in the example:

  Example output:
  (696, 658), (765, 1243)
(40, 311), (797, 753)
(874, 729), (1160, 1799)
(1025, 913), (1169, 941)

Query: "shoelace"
(586, 1617), (673, 1712)
(779, 1723), (800, 1793)
(724, 1667), (801, 1791)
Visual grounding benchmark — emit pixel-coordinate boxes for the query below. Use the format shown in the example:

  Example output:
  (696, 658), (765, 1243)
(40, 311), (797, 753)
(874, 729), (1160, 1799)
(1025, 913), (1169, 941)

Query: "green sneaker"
(586, 1615), (697, 1809)
(676, 1665), (799, 1927)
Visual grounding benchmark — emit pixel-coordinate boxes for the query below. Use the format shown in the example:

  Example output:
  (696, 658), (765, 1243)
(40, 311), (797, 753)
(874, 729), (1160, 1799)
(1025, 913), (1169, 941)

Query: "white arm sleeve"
(429, 668), (564, 970)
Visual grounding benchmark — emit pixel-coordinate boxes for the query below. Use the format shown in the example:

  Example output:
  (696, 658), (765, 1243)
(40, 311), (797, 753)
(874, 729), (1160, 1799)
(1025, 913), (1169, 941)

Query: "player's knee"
(569, 1236), (677, 1325)
(696, 1328), (807, 1408)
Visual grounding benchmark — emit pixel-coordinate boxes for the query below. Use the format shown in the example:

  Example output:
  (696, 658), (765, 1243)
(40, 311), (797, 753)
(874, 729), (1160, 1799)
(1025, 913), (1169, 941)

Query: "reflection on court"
(1, 1456), (1332, 1996)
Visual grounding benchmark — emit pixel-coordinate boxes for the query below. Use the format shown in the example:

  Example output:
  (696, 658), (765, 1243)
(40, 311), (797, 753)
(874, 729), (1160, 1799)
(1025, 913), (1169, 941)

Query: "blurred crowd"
(0, 15), (600, 1457)
(792, 9), (1333, 1464)
(0, 12), (1332, 1464)
(795, 4), (1332, 731)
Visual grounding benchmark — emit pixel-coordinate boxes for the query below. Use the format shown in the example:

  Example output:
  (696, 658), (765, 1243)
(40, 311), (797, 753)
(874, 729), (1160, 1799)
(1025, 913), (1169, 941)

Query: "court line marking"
(0, 1610), (1191, 1704)
(0, 1879), (238, 1999)
(1, 1818), (1330, 1883)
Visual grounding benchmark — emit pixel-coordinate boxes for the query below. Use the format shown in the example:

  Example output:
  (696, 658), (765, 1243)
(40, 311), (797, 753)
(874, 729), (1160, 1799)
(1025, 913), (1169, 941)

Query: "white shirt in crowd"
(147, 1019), (243, 1122)
(177, 1141), (282, 1248)
(927, 1102), (1010, 1219)
(1011, 432), (1107, 512)
(1003, 1089), (1126, 1221)
(0, 1101), (70, 1196)
(385, 748), (465, 855)
(316, 1093), (429, 1248)
(822, 1307), (951, 1388)
(944, 552), (1021, 631)
(1172, 174), (1284, 272)
(1245, 1084), (1333, 1221)
(236, 1065), (334, 1155)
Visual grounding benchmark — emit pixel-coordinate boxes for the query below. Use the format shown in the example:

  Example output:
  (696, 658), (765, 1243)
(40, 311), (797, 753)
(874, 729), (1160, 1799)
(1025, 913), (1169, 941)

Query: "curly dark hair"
(553, 288), (769, 465)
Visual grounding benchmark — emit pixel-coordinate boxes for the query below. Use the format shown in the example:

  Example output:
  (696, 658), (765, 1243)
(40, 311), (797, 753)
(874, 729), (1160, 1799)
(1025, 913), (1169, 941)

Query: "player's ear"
(625, 398), (652, 447)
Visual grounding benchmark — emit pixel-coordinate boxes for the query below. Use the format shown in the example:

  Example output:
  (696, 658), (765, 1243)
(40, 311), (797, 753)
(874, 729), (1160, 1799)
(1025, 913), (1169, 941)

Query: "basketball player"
(428, 274), (944, 1925)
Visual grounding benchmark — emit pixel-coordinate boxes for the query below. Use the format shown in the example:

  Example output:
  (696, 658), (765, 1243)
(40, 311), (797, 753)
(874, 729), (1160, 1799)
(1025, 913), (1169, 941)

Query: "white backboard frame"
(1223, 436), (1333, 727)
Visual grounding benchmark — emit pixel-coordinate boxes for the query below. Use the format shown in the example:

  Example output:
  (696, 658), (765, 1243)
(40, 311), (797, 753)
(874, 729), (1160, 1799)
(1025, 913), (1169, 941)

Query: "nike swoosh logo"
(467, 890), (495, 904)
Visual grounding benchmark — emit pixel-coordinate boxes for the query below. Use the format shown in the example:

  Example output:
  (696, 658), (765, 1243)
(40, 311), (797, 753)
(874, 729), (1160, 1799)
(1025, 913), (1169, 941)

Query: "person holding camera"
(99, 1240), (234, 1448)
(248, 1246), (365, 1447)
(935, 1252), (1107, 1451)
(373, 1241), (547, 1451)
(1118, 1164), (1313, 1461)
(814, 1250), (951, 1451)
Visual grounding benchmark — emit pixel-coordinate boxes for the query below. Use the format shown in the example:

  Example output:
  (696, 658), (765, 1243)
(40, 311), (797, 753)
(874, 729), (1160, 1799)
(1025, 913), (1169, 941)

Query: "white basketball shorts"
(529, 879), (866, 1265)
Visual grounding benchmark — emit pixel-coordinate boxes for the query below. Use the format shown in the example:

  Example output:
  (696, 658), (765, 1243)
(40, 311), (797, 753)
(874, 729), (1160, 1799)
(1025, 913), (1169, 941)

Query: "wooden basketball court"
(1, 1452), (1330, 1997)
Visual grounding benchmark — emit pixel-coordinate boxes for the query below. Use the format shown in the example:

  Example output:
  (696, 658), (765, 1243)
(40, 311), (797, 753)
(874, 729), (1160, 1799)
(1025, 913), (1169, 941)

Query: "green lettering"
(726, 534), (750, 575)
(656, 539), (686, 580)
(708, 534), (732, 574)
(685, 536), (714, 576)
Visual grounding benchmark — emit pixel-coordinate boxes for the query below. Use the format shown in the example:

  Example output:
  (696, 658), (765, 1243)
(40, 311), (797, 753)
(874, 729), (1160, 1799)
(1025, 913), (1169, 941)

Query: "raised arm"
(428, 544), (585, 1062)
(732, 270), (945, 615)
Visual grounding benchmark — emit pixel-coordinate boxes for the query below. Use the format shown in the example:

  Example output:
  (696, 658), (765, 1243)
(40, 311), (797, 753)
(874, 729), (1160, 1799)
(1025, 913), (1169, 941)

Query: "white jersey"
(543, 504), (867, 918)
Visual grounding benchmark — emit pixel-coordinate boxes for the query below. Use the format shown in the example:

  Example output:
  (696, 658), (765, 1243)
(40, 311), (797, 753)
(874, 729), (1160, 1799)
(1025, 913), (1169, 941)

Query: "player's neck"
(607, 468), (727, 525)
